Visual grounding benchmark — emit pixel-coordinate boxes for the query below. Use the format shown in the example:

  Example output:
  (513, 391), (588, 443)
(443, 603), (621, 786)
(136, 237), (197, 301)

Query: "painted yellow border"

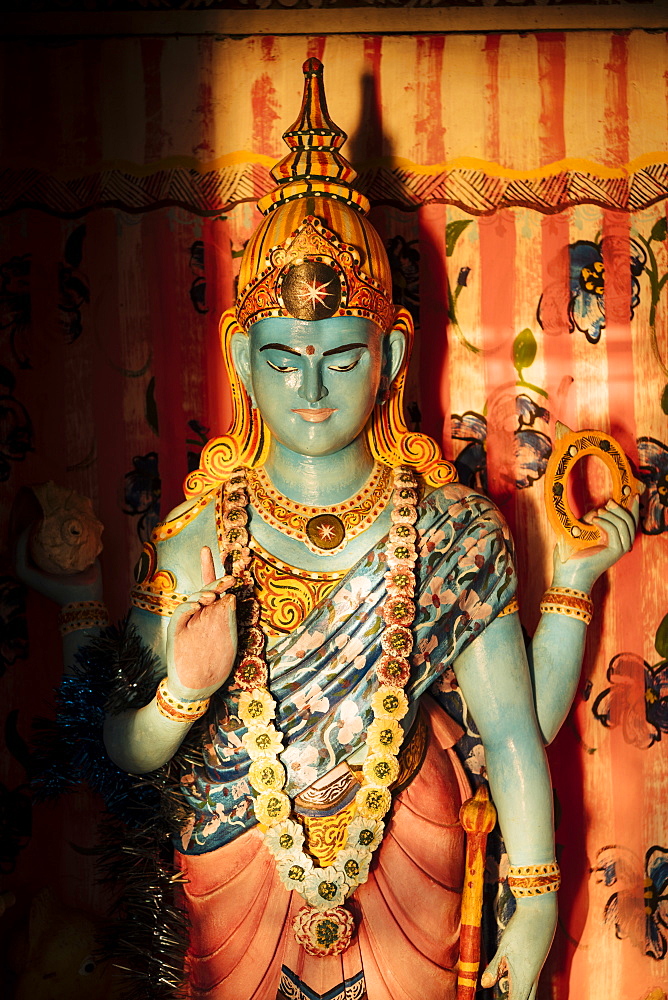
(47, 150), (668, 185)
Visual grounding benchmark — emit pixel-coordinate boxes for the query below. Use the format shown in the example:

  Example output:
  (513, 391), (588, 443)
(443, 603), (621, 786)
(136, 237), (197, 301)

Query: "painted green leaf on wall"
(445, 220), (472, 258)
(513, 328), (537, 376)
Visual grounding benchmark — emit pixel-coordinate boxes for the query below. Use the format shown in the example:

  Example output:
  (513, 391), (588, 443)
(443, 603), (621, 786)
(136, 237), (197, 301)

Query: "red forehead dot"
(305, 345), (315, 356)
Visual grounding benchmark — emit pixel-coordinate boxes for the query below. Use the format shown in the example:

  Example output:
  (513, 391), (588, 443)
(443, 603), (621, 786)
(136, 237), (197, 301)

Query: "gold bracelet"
(155, 677), (210, 723)
(497, 596), (519, 618)
(58, 601), (110, 636)
(539, 586), (593, 626)
(507, 861), (561, 897)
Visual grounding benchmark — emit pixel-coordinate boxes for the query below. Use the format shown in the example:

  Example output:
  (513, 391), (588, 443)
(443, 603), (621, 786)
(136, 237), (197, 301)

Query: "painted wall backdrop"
(1, 28), (667, 1000)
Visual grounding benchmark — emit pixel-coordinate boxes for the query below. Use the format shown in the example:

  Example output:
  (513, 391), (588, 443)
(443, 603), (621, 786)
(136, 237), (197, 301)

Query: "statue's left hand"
(480, 893), (557, 1000)
(553, 496), (639, 592)
(14, 529), (103, 606)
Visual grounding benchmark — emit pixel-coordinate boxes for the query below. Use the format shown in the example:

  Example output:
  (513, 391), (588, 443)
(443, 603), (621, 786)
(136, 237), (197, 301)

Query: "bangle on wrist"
(539, 586), (593, 626)
(507, 861), (561, 897)
(155, 677), (210, 723)
(58, 601), (110, 636)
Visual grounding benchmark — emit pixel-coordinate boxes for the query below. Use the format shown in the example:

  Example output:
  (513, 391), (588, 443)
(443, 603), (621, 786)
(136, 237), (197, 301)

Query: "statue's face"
(233, 316), (388, 457)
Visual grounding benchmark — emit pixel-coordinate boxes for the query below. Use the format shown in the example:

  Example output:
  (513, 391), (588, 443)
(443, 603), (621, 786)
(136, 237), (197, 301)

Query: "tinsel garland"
(32, 619), (204, 1000)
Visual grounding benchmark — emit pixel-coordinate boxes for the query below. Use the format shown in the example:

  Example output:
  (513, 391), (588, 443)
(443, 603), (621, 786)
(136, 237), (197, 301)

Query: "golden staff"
(457, 784), (497, 1000)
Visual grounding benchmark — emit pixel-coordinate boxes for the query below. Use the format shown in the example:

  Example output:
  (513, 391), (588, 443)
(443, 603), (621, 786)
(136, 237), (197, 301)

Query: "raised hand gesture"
(166, 545), (238, 700)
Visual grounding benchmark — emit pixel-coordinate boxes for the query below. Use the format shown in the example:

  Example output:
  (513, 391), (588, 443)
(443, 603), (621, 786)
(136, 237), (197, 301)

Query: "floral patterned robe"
(176, 482), (517, 1000)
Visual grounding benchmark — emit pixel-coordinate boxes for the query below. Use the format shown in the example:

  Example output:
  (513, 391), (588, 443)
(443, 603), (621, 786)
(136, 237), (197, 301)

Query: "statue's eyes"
(328, 359), (360, 372)
(266, 359), (299, 373)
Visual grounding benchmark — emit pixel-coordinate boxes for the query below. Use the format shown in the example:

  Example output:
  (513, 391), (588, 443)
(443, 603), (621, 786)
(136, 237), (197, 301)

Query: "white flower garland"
(222, 464), (419, 956)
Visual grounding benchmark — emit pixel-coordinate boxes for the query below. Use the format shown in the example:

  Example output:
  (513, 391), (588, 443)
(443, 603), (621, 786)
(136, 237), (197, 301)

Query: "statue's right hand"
(166, 546), (238, 700)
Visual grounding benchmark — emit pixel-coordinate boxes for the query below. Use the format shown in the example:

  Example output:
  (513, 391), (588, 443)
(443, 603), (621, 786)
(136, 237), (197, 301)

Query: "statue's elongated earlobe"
(230, 331), (255, 404)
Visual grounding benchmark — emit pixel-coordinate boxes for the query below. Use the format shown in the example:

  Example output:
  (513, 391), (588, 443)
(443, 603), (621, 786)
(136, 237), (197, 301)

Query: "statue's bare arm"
(529, 498), (638, 744)
(454, 612), (557, 1000)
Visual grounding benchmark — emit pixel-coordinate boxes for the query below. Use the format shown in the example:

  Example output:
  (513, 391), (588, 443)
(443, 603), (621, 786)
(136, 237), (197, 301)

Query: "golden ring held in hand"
(544, 427), (639, 550)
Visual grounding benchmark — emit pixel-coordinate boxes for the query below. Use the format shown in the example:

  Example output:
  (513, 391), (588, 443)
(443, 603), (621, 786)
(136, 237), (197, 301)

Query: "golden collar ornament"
(246, 461), (393, 555)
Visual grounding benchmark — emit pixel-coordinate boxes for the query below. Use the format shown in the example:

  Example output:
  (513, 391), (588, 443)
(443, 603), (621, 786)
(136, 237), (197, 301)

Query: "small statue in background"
(17, 60), (638, 1000)
(27, 482), (103, 577)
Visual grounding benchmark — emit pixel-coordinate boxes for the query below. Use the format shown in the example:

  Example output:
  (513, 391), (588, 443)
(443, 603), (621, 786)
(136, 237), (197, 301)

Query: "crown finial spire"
(258, 58), (368, 217)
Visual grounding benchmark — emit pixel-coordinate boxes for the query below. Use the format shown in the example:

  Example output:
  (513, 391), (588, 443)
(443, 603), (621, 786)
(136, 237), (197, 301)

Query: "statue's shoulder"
(421, 481), (512, 536)
(130, 487), (221, 612)
(151, 487), (220, 545)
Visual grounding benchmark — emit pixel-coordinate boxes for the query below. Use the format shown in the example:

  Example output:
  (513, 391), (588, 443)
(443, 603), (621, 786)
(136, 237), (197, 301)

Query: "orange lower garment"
(176, 697), (470, 1000)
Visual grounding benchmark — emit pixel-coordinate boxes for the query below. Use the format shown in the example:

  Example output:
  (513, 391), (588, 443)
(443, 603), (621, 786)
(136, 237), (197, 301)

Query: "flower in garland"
(276, 851), (314, 891)
(248, 757), (286, 793)
(371, 686), (409, 721)
(386, 542), (418, 568)
(243, 626), (265, 654)
(363, 753), (400, 787)
(382, 596), (415, 627)
(381, 624), (413, 657)
(355, 784), (392, 820)
(303, 866), (348, 911)
(367, 717), (404, 755)
(292, 905), (355, 957)
(223, 506), (248, 529)
(346, 816), (384, 854)
(384, 564), (415, 597)
(242, 722), (283, 760)
(235, 655), (268, 691)
(375, 654), (411, 688)
(389, 523), (417, 545)
(255, 790), (291, 826)
(238, 688), (275, 726)
(264, 819), (305, 858)
(393, 486), (418, 504)
(391, 503), (417, 526)
(335, 847), (371, 889)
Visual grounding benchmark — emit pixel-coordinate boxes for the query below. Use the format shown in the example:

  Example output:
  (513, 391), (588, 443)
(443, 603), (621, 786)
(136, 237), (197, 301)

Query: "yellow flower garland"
(223, 464), (420, 957)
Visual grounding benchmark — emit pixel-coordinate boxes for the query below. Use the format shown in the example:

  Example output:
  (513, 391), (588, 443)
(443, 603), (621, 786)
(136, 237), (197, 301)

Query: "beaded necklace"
(221, 463), (420, 957)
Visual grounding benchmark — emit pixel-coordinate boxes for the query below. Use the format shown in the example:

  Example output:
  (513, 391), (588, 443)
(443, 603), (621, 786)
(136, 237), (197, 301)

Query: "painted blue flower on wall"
(387, 235), (420, 326)
(123, 451), (161, 543)
(451, 410), (487, 492)
(592, 653), (668, 750)
(538, 237), (646, 344)
(638, 437), (668, 535)
(451, 395), (551, 493)
(594, 845), (668, 960)
(592, 612), (668, 749)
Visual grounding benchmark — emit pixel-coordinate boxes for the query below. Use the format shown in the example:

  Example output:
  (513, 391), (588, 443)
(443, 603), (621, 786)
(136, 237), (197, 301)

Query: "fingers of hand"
(188, 588), (235, 619)
(481, 953), (505, 989)
(595, 504), (635, 551)
(200, 546), (217, 587)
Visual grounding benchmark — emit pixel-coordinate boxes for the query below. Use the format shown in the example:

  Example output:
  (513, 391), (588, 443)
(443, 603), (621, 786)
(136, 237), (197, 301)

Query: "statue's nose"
(298, 363), (329, 403)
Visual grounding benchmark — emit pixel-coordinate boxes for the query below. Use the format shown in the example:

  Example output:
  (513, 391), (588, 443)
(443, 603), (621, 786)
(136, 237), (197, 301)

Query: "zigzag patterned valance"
(3, 156), (668, 218)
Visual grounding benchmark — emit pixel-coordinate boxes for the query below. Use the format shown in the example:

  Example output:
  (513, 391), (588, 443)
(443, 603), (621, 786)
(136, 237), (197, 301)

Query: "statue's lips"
(292, 408), (337, 423)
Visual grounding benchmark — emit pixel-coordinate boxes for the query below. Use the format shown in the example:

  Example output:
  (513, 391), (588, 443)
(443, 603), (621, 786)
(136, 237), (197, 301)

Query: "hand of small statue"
(480, 893), (557, 1000)
(553, 496), (639, 592)
(14, 529), (103, 606)
(166, 546), (238, 700)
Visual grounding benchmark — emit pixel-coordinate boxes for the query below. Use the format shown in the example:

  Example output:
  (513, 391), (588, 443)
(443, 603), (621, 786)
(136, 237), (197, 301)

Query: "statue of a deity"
(19, 59), (638, 1000)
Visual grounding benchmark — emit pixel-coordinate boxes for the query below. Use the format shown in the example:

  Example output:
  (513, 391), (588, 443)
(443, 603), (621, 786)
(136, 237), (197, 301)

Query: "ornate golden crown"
(237, 215), (395, 332)
(235, 58), (394, 334)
